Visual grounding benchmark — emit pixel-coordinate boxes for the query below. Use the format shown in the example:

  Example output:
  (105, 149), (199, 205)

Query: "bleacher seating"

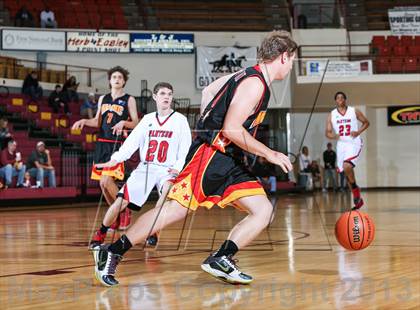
(0, 91), (99, 195)
(0, 56), (66, 84)
(371, 35), (420, 73)
(3, 0), (128, 30)
(144, 0), (290, 31)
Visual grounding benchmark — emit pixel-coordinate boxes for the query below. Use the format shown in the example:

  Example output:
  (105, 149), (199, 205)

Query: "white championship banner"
(196, 46), (257, 89)
(388, 7), (420, 35)
(2, 29), (65, 51)
(67, 32), (130, 53)
(306, 60), (373, 77)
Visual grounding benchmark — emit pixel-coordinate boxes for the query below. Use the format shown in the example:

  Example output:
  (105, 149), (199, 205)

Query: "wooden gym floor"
(0, 190), (419, 309)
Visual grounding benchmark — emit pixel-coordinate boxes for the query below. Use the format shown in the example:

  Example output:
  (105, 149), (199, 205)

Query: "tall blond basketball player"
(326, 91), (369, 209)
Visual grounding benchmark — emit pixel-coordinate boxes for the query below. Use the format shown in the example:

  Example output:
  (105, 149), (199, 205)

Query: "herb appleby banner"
(66, 32), (130, 53)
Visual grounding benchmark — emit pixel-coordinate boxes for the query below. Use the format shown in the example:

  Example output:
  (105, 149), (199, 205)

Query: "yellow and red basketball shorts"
(167, 139), (265, 211)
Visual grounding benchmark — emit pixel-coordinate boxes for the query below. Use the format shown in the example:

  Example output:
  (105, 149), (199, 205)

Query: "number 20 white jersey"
(111, 111), (192, 171)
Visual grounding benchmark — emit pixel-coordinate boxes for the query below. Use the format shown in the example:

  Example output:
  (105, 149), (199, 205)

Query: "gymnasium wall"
(288, 107), (420, 188)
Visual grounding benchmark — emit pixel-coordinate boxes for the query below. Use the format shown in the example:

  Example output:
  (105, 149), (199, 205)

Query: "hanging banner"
(388, 7), (420, 35)
(305, 60), (373, 77)
(130, 33), (194, 53)
(196, 46), (257, 89)
(66, 32), (130, 53)
(2, 29), (65, 51)
(387, 105), (420, 126)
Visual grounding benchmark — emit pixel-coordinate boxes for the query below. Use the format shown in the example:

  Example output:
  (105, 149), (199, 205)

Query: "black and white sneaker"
(201, 254), (253, 284)
(93, 245), (122, 287)
(146, 234), (159, 246)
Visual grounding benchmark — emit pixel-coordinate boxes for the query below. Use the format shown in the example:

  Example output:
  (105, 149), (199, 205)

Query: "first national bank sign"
(67, 32), (130, 53)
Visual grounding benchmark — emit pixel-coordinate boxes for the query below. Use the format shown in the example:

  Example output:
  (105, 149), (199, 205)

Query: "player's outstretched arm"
(110, 117), (146, 164)
(222, 77), (292, 173)
(352, 108), (370, 137)
(71, 95), (104, 130)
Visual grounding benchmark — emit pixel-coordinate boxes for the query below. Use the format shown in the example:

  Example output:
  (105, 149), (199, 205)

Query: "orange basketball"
(335, 211), (375, 250)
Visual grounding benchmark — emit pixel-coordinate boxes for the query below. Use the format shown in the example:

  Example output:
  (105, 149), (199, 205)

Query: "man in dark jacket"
(22, 71), (43, 102)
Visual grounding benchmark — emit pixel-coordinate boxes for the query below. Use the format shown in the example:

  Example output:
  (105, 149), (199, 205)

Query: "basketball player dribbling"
(89, 82), (191, 248)
(326, 91), (370, 209)
(93, 31), (297, 287)
(72, 66), (139, 229)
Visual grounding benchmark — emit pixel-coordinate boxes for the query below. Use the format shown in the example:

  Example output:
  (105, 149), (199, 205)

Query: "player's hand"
(72, 119), (85, 130)
(95, 159), (118, 169)
(350, 131), (360, 138)
(111, 121), (126, 135)
(266, 151), (293, 173)
(168, 168), (179, 176)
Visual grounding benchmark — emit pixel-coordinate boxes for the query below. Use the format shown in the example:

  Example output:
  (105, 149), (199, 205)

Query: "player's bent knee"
(165, 200), (188, 219)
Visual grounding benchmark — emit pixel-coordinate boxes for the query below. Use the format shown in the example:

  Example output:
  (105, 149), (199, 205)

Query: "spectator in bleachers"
(48, 84), (69, 114)
(62, 76), (80, 103)
(23, 171), (32, 188)
(80, 92), (98, 119)
(26, 141), (56, 188)
(22, 71), (43, 102)
(323, 142), (337, 192)
(0, 118), (12, 150)
(309, 160), (324, 190)
(0, 140), (26, 188)
(40, 7), (57, 28)
(14, 6), (34, 27)
(252, 156), (277, 195)
(299, 146), (311, 172)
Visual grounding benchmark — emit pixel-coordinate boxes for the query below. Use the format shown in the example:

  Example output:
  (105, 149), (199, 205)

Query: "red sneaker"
(119, 208), (132, 230)
(89, 229), (107, 248)
(351, 186), (361, 200)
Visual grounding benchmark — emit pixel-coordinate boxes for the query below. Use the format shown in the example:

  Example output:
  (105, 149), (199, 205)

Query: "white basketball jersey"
(141, 111), (191, 168)
(111, 111), (192, 171)
(331, 106), (361, 144)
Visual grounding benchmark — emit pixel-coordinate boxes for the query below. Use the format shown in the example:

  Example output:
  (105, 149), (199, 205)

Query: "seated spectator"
(299, 146), (311, 172)
(40, 7), (57, 28)
(0, 118), (12, 150)
(252, 156), (277, 194)
(309, 160), (324, 190)
(26, 141), (56, 188)
(23, 171), (32, 188)
(323, 142), (337, 192)
(80, 92), (98, 119)
(62, 76), (80, 102)
(0, 140), (26, 188)
(297, 146), (313, 190)
(15, 6), (34, 27)
(22, 71), (43, 102)
(48, 84), (69, 114)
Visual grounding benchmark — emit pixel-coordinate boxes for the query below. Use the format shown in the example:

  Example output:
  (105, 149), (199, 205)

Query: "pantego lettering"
(149, 130), (173, 138)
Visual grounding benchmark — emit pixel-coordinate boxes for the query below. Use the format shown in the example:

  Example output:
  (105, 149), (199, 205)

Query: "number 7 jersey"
(331, 106), (361, 145)
(111, 111), (192, 171)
